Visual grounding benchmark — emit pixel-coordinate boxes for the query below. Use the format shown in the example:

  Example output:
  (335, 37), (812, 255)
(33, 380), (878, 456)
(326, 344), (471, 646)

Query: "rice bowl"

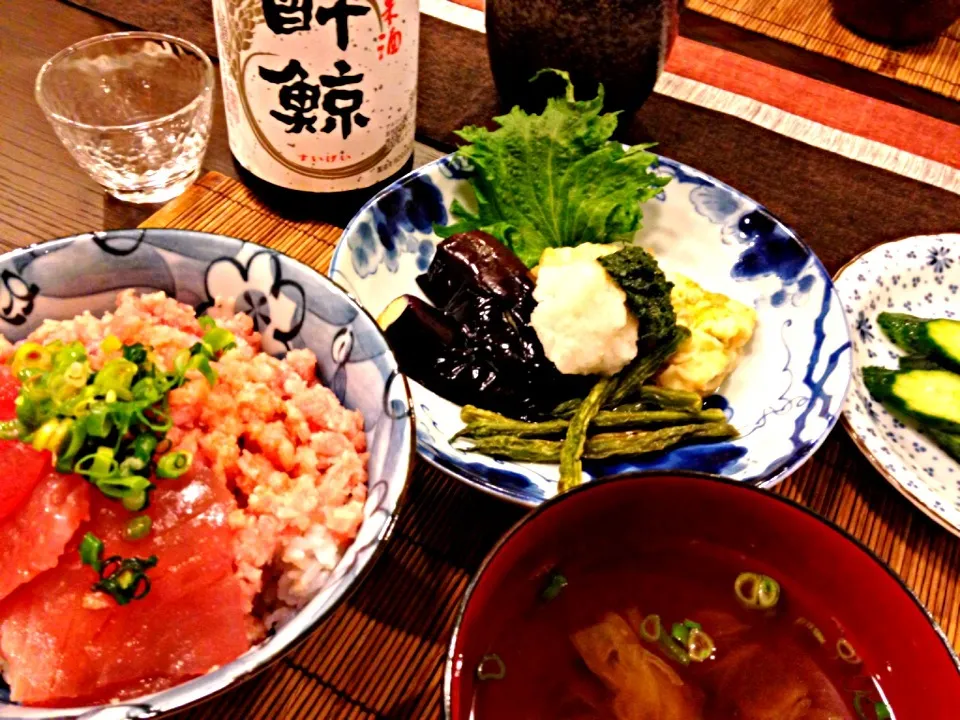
(0, 228), (413, 718)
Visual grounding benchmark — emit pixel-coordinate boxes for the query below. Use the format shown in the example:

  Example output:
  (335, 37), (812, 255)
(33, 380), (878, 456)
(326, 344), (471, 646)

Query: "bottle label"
(213, 0), (418, 192)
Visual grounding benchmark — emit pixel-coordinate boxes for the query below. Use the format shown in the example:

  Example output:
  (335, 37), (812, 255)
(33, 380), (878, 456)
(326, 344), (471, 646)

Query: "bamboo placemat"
(142, 172), (960, 719)
(687, 0), (960, 100)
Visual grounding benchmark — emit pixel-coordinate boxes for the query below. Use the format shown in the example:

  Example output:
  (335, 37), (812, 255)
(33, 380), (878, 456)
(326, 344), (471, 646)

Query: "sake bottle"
(212, 0), (419, 224)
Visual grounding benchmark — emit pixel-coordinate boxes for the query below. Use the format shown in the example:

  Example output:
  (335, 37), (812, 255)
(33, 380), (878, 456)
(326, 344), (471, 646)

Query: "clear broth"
(471, 540), (893, 720)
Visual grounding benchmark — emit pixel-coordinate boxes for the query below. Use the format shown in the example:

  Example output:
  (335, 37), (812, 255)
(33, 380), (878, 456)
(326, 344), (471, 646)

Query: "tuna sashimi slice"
(0, 442), (54, 523)
(0, 466), (90, 602)
(0, 368), (54, 521)
(0, 465), (250, 706)
(89, 562), (249, 695)
(0, 562), (112, 703)
(0, 365), (20, 421)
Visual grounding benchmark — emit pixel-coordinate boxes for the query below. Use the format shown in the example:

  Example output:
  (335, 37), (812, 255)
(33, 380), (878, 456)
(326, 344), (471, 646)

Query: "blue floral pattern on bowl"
(330, 154), (852, 506)
(837, 234), (960, 536)
(0, 229), (413, 719)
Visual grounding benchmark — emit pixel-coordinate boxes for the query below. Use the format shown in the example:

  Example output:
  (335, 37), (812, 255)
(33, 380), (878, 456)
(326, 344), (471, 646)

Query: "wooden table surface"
(3, 0), (960, 717)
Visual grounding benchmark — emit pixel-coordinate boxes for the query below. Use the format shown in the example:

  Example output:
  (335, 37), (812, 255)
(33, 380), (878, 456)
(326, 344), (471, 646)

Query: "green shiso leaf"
(437, 69), (671, 267)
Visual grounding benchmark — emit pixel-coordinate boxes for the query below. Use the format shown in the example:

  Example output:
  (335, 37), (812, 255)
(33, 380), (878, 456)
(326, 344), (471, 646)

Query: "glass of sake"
(35, 32), (215, 204)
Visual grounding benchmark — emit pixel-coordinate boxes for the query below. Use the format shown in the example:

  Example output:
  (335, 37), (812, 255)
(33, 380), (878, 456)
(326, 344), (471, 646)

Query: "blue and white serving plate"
(331, 154), (853, 506)
(0, 229), (413, 718)
(836, 234), (960, 537)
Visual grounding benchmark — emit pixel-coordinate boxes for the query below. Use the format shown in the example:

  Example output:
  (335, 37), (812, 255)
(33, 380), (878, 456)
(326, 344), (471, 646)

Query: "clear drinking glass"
(35, 32), (215, 204)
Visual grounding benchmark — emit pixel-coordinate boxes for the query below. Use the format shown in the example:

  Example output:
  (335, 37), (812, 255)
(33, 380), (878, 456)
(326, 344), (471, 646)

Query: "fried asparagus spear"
(549, 327), (694, 419)
(559, 376), (618, 493)
(462, 422), (738, 463)
(607, 326), (691, 407)
(454, 406), (726, 439)
(455, 325), (711, 495)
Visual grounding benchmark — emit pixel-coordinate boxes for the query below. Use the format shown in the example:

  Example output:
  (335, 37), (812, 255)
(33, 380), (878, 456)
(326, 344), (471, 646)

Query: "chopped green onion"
(97, 474), (151, 500)
(63, 361), (90, 387)
(190, 341), (212, 359)
(100, 335), (122, 354)
(757, 575), (780, 607)
(15, 394), (42, 427)
(31, 417), (70, 454)
(47, 418), (74, 455)
(121, 490), (149, 512)
(107, 403), (133, 441)
(93, 554), (158, 605)
(795, 616), (826, 645)
(122, 343), (148, 365)
(476, 653), (506, 681)
(125, 515), (152, 541)
(638, 614), (662, 643)
(119, 456), (146, 475)
(43, 363), (90, 405)
(686, 627), (715, 662)
(173, 348), (191, 379)
(0, 419), (21, 440)
(186, 354), (217, 386)
(7, 336), (204, 509)
(75, 446), (119, 479)
(131, 377), (162, 403)
(84, 405), (112, 437)
(15, 366), (46, 386)
(202, 327), (236, 355)
(59, 417), (86, 457)
(11, 342), (52, 376)
(156, 450), (192, 479)
(734, 572), (780, 610)
(62, 386), (96, 414)
(79, 532), (104, 570)
(136, 407), (172, 433)
(659, 633), (691, 666)
(853, 691), (885, 720)
(93, 358), (138, 397)
(670, 622), (690, 646)
(541, 571), (568, 602)
(198, 316), (216, 330)
(837, 638), (861, 665)
(49, 418), (73, 454)
(132, 433), (159, 464)
(53, 342), (87, 370)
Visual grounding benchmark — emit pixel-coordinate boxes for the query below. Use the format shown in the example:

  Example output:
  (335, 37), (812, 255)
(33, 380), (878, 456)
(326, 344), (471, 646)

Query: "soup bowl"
(445, 472), (960, 718)
(0, 229), (414, 718)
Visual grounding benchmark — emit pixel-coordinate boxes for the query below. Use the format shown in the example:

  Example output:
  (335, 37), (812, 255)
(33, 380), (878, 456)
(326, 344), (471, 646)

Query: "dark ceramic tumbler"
(486, 0), (679, 116)
(831, 0), (960, 45)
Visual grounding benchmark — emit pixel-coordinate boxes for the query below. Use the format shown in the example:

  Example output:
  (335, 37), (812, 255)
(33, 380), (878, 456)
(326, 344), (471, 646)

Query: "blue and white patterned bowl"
(0, 229), (414, 719)
(330, 154), (852, 506)
(837, 234), (960, 537)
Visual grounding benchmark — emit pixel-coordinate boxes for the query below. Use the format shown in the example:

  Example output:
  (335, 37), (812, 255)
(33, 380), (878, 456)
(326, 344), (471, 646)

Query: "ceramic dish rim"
(835, 233), (960, 539)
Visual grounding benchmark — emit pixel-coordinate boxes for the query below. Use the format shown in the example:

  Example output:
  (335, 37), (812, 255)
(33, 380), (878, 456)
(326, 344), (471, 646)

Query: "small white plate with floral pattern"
(837, 234), (960, 536)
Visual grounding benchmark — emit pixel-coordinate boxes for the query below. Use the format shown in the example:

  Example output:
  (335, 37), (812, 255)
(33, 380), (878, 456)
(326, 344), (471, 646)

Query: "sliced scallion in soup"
(472, 546), (893, 720)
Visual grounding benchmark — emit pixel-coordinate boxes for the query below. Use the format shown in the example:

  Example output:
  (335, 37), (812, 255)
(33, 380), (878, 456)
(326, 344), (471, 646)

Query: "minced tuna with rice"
(0, 290), (368, 706)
